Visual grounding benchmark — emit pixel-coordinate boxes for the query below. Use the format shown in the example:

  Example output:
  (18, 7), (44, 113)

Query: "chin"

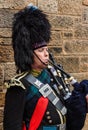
(43, 63), (48, 68)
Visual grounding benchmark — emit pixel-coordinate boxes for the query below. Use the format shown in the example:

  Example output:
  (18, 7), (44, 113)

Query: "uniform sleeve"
(65, 90), (87, 130)
(3, 86), (26, 130)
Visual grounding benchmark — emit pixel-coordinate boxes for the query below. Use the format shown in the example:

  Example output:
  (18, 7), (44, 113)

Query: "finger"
(86, 94), (88, 103)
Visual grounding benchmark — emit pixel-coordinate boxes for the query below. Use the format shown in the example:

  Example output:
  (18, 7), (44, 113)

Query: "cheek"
(34, 57), (38, 63)
(36, 53), (43, 60)
(34, 55), (41, 64)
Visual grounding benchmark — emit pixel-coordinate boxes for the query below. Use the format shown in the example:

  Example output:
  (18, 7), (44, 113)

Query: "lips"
(44, 60), (49, 64)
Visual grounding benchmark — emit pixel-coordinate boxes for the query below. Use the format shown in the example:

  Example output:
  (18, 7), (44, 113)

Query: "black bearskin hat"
(12, 4), (51, 73)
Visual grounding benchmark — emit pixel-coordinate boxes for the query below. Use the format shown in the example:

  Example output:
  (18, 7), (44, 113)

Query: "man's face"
(32, 46), (49, 70)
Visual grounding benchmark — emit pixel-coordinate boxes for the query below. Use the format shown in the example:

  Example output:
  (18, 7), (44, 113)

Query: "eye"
(38, 48), (44, 52)
(37, 47), (49, 52)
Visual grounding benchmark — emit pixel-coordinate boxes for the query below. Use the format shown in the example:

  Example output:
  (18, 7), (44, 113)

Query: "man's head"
(12, 4), (51, 73)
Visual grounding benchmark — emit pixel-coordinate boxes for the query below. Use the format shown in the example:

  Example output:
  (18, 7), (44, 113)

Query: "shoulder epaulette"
(5, 72), (28, 90)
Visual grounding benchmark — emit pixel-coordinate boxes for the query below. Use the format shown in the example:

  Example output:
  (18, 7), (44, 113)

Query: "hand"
(80, 80), (88, 95)
(86, 94), (88, 103)
(86, 94), (88, 112)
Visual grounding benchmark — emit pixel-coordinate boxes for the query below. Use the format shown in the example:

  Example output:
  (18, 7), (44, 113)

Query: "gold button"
(47, 116), (51, 119)
(49, 119), (52, 124)
(51, 78), (53, 81)
(46, 111), (50, 115)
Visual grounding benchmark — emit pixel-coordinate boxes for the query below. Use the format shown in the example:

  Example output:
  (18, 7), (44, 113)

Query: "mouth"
(44, 60), (49, 64)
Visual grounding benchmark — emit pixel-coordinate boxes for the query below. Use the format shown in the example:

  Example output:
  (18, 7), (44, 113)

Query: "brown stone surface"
(64, 40), (88, 54)
(58, 0), (82, 15)
(83, 114), (88, 130)
(0, 93), (5, 108)
(0, 0), (36, 9)
(50, 31), (62, 46)
(0, 66), (4, 86)
(0, 38), (11, 45)
(62, 30), (73, 39)
(74, 25), (88, 39)
(55, 56), (80, 73)
(82, 7), (88, 24)
(0, 9), (14, 28)
(4, 62), (16, 81)
(80, 57), (88, 72)
(72, 72), (88, 82)
(49, 46), (63, 55)
(0, 28), (12, 38)
(0, 108), (3, 124)
(0, 45), (14, 62)
(49, 15), (73, 30)
(38, 0), (58, 13)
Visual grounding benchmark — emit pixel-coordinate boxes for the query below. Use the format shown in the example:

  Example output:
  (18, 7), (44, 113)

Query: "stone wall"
(0, 0), (88, 130)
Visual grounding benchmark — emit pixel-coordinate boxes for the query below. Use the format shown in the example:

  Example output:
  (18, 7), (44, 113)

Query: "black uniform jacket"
(3, 69), (87, 130)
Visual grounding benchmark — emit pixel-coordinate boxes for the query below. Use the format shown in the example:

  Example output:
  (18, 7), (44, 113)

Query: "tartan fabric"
(26, 69), (51, 101)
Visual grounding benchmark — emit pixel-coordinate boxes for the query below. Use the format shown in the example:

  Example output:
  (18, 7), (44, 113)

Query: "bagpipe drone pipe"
(48, 52), (88, 114)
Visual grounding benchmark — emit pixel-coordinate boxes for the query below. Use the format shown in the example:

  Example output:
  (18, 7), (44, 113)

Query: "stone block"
(4, 62), (16, 81)
(38, 0), (58, 13)
(74, 17), (82, 25)
(49, 15), (73, 30)
(82, 7), (88, 24)
(82, 114), (88, 130)
(58, 0), (82, 15)
(0, 92), (5, 107)
(49, 46), (62, 55)
(74, 25), (88, 39)
(62, 30), (73, 39)
(0, 66), (4, 86)
(0, 0), (36, 9)
(55, 56), (80, 73)
(0, 108), (3, 123)
(0, 38), (11, 45)
(49, 40), (62, 47)
(80, 57), (88, 72)
(0, 45), (14, 62)
(64, 40), (88, 54)
(0, 9), (15, 28)
(71, 72), (88, 82)
(51, 31), (62, 42)
(49, 31), (62, 46)
(0, 28), (12, 38)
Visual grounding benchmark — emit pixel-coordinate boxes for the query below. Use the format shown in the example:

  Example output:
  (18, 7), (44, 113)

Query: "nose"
(44, 49), (49, 56)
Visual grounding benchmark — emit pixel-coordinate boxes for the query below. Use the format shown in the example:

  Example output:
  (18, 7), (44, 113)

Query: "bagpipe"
(48, 52), (88, 107)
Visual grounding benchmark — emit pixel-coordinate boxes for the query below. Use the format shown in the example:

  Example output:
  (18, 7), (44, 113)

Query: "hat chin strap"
(33, 52), (47, 66)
